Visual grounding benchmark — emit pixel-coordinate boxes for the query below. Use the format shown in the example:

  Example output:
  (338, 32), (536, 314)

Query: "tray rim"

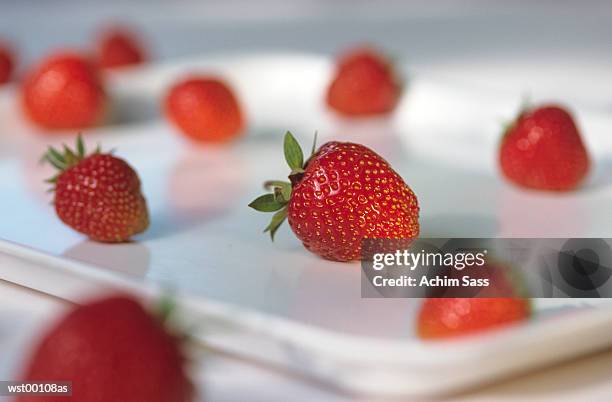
(3, 237), (612, 397)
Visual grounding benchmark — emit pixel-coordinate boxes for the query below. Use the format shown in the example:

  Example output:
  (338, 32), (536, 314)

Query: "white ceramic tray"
(1, 53), (612, 397)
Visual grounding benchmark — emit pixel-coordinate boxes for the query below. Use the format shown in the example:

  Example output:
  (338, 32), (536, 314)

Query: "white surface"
(1, 53), (612, 396)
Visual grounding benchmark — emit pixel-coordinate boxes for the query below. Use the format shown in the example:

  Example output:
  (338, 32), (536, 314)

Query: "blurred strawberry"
(326, 46), (402, 116)
(0, 41), (15, 84)
(96, 25), (148, 70)
(499, 104), (590, 191)
(417, 297), (531, 340)
(21, 51), (107, 130)
(164, 77), (244, 143)
(417, 258), (531, 340)
(18, 294), (194, 402)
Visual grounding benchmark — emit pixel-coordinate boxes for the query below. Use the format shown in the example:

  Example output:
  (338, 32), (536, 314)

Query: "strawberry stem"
(310, 131), (318, 157)
(288, 171), (304, 187)
(249, 131), (317, 241)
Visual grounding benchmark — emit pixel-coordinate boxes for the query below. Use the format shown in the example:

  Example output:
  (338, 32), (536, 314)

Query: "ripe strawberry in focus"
(21, 52), (106, 130)
(0, 42), (15, 84)
(249, 132), (419, 261)
(164, 77), (244, 143)
(326, 46), (402, 116)
(43, 136), (149, 242)
(18, 295), (194, 402)
(499, 104), (590, 191)
(96, 26), (148, 70)
(417, 297), (531, 340)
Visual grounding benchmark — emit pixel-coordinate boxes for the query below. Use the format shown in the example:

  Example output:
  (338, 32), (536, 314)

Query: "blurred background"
(2, 0), (612, 68)
(2, 0), (612, 113)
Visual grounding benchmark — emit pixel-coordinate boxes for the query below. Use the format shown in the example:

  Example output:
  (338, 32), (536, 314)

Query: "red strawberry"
(164, 77), (244, 143)
(326, 46), (402, 116)
(96, 26), (148, 70)
(418, 260), (531, 340)
(417, 297), (531, 340)
(499, 104), (590, 191)
(0, 42), (15, 84)
(21, 51), (107, 130)
(43, 136), (149, 242)
(249, 132), (419, 261)
(18, 295), (193, 402)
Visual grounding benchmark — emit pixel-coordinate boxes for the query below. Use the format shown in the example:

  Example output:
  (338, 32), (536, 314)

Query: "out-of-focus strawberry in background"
(2, 0), (611, 99)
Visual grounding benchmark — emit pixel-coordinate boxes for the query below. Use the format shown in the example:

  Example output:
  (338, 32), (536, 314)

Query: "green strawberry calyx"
(248, 131), (317, 241)
(42, 134), (102, 188)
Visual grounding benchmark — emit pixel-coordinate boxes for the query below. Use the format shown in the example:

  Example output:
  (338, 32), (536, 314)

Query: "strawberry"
(18, 294), (194, 402)
(164, 77), (244, 143)
(249, 132), (419, 261)
(0, 42), (15, 84)
(326, 46), (402, 116)
(417, 297), (531, 340)
(43, 136), (149, 242)
(499, 104), (590, 191)
(21, 51), (107, 130)
(418, 260), (531, 340)
(96, 25), (148, 70)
